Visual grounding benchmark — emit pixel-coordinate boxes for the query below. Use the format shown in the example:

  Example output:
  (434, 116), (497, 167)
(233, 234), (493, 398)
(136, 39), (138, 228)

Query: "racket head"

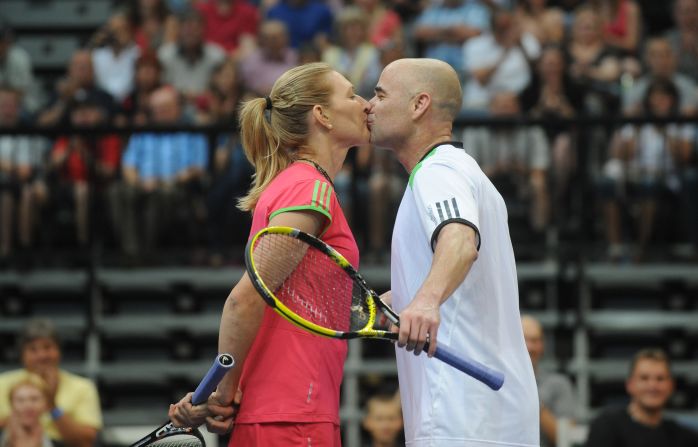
(244, 226), (395, 340)
(131, 424), (205, 447)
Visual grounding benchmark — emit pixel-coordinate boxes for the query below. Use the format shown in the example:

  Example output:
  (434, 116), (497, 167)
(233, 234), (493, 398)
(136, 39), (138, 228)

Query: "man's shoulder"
(58, 369), (97, 390)
(0, 369), (27, 384)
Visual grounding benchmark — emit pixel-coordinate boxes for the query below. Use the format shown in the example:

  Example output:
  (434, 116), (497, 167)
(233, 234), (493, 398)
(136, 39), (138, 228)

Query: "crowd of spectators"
(1, 0), (698, 267)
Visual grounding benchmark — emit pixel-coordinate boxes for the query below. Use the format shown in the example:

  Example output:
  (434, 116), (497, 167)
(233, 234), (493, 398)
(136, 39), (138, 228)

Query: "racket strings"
(253, 233), (374, 332)
(148, 435), (204, 447)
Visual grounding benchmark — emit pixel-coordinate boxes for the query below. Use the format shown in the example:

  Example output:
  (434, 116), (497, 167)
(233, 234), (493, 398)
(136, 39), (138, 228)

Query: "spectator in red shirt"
(195, 0), (260, 55)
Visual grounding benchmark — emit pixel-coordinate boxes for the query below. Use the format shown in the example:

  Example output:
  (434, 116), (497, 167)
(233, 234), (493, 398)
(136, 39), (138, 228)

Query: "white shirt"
(463, 32), (540, 110)
(391, 142), (539, 447)
(92, 45), (140, 102)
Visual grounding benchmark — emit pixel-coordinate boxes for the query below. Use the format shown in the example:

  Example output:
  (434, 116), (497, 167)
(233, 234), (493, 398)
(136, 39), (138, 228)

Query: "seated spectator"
(565, 5), (621, 115)
(522, 315), (577, 447)
(195, 0), (259, 55)
(590, 0), (642, 55)
(514, 0), (565, 45)
(118, 51), (164, 127)
(664, 0), (698, 83)
(0, 319), (103, 447)
(111, 86), (208, 262)
(239, 20), (298, 97)
(266, 0), (334, 50)
(413, 0), (489, 73)
(624, 37), (697, 116)
(0, 376), (54, 447)
(463, 91), (550, 232)
(323, 7), (381, 98)
(126, 0), (179, 51)
(49, 93), (121, 249)
(37, 51), (116, 128)
(200, 58), (244, 124)
(462, 8), (540, 112)
(90, 13), (141, 103)
(0, 86), (48, 266)
(520, 45), (584, 204)
(362, 392), (404, 447)
(584, 348), (698, 447)
(158, 9), (226, 106)
(600, 79), (694, 261)
(0, 21), (40, 114)
(354, 0), (403, 48)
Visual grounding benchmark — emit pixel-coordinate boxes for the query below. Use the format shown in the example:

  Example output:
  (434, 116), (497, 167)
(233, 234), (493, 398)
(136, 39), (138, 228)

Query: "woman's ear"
(312, 105), (333, 130)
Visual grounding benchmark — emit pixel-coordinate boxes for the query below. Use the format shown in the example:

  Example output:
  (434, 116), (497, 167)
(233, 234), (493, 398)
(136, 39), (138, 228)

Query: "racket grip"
(191, 353), (235, 405)
(433, 344), (504, 391)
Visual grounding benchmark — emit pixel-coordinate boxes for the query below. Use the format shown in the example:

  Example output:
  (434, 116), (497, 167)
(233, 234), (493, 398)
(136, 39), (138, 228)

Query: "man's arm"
(396, 223), (478, 357)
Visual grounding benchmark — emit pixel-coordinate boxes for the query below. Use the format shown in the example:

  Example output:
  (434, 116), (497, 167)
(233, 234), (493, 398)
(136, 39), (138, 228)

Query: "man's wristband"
(50, 407), (64, 421)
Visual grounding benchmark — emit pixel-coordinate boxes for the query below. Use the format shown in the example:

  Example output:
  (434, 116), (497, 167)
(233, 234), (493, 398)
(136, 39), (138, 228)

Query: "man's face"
(626, 359), (674, 413)
(363, 400), (403, 444)
(522, 318), (544, 367)
(21, 337), (61, 375)
(0, 90), (20, 125)
(368, 63), (413, 150)
(150, 92), (181, 124)
(646, 41), (675, 78)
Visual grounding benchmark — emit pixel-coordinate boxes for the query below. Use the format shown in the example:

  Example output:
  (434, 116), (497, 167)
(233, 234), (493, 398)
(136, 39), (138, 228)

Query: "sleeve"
(268, 178), (335, 224)
(122, 135), (139, 169)
(66, 379), (103, 430)
(547, 376), (577, 419)
(411, 159), (481, 252)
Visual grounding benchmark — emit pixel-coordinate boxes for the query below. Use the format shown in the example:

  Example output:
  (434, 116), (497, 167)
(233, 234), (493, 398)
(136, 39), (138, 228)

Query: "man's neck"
(628, 401), (664, 427)
(400, 135), (453, 173)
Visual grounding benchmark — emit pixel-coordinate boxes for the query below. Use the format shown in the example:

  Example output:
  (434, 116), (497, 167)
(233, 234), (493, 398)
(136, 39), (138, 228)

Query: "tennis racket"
(244, 226), (504, 391)
(129, 354), (235, 447)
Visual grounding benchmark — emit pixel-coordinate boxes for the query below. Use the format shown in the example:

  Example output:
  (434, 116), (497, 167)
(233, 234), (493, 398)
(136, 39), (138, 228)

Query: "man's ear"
(312, 104), (333, 130)
(412, 92), (431, 120)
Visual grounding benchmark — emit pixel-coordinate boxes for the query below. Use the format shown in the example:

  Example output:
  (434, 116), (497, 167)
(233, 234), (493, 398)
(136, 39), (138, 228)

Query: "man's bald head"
(521, 314), (544, 367)
(385, 58), (462, 121)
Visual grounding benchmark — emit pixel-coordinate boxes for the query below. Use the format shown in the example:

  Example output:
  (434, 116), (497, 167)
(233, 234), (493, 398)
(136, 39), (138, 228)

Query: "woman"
(169, 63), (371, 446)
(515, 0), (565, 45)
(0, 376), (53, 447)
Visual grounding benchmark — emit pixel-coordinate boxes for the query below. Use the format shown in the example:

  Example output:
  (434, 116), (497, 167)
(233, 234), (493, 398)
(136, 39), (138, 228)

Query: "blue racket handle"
(434, 344), (504, 391)
(191, 353), (235, 405)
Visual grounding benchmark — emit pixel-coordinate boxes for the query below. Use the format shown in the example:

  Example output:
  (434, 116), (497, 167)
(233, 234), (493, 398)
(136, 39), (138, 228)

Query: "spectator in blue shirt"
(266, 0), (333, 49)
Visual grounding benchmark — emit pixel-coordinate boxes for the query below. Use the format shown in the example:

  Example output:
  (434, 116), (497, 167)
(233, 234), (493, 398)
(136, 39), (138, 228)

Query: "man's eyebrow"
(374, 86), (386, 94)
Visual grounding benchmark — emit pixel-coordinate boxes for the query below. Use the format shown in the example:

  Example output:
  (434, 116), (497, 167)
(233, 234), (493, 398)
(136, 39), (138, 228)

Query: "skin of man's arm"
(396, 223), (478, 357)
(168, 210), (325, 433)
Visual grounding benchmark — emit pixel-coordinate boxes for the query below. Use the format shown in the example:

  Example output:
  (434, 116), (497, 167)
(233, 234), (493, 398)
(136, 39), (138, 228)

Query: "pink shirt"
(235, 162), (358, 425)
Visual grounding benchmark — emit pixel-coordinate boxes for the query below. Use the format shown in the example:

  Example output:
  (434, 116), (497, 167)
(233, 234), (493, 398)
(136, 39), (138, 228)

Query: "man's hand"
(395, 294), (440, 357)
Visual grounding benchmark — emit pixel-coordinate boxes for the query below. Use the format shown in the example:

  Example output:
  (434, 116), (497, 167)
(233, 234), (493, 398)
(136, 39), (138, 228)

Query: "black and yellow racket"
(244, 226), (504, 390)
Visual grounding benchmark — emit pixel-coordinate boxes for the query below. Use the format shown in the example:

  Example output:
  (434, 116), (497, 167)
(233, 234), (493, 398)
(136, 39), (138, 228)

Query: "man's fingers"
(205, 416), (234, 435)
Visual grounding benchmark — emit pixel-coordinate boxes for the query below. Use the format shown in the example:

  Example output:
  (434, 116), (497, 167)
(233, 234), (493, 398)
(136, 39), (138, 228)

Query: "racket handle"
(191, 353), (235, 405)
(433, 344), (504, 391)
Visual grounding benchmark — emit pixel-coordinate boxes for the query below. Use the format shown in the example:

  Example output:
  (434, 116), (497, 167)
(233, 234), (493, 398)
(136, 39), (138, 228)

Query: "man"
(362, 392), (403, 447)
(0, 319), (102, 447)
(91, 13), (141, 102)
(585, 348), (698, 447)
(0, 21), (39, 113)
(367, 58), (539, 446)
(196, 0), (259, 54)
(665, 0), (698, 83)
(521, 314), (577, 447)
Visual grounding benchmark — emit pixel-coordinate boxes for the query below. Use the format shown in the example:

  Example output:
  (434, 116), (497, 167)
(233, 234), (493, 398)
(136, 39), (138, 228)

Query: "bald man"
(522, 315), (576, 447)
(367, 58), (539, 446)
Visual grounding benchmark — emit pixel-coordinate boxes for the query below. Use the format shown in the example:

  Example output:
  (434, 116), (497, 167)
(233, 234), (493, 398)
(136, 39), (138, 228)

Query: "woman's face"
(573, 10), (601, 44)
(324, 71), (371, 147)
(11, 384), (47, 428)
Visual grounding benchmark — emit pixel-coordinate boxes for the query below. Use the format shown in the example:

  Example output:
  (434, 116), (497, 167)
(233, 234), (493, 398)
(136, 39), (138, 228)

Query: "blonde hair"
(8, 374), (50, 405)
(237, 63), (334, 212)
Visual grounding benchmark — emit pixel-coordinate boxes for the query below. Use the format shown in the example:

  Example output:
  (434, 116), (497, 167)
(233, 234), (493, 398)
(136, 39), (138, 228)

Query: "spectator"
(111, 87), (208, 262)
(0, 376), (53, 447)
(266, 0), (334, 50)
(462, 8), (540, 112)
(118, 51), (164, 127)
(600, 78), (694, 261)
(585, 348), (698, 447)
(90, 13), (141, 103)
(49, 93), (121, 249)
(239, 20), (298, 97)
(463, 91), (551, 232)
(362, 392), (404, 447)
(158, 9), (226, 103)
(0, 86), (48, 266)
(195, 0), (260, 54)
(126, 0), (179, 51)
(354, 0), (403, 48)
(623, 37), (697, 116)
(200, 58), (244, 124)
(590, 0), (642, 55)
(515, 0), (565, 45)
(565, 5), (622, 115)
(520, 44), (583, 204)
(413, 0), (490, 72)
(323, 7), (381, 98)
(522, 315), (577, 447)
(0, 22), (39, 114)
(665, 0), (698, 83)
(37, 51), (116, 128)
(0, 319), (102, 447)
